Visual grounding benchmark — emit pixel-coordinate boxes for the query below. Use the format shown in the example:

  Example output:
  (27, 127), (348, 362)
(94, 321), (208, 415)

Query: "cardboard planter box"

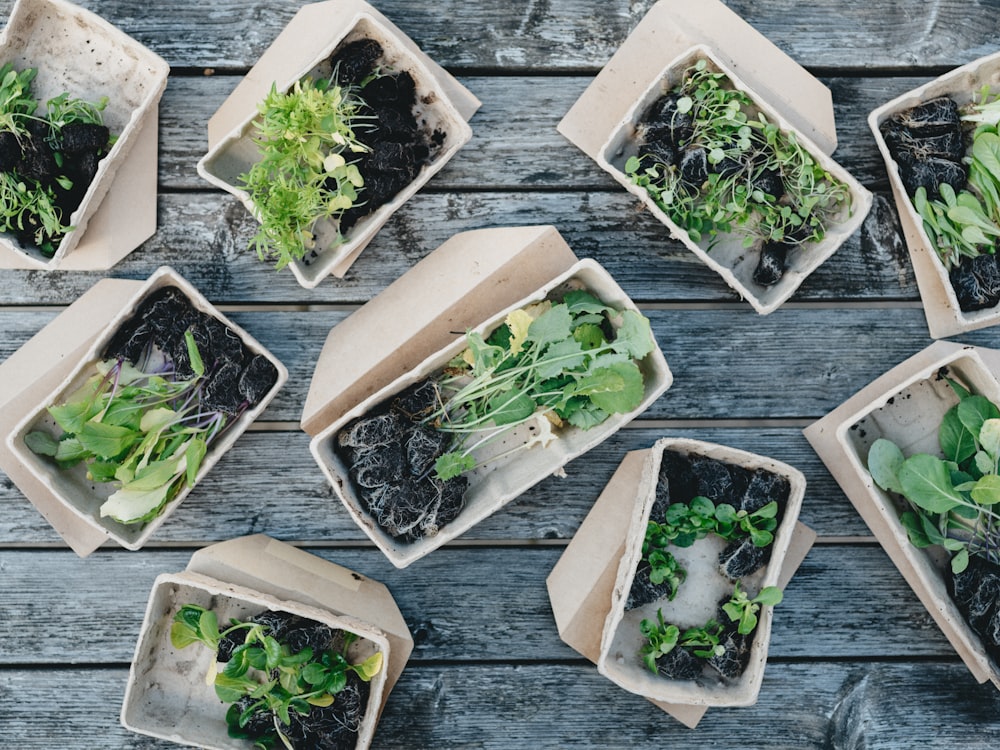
(869, 51), (1000, 339)
(122, 535), (410, 749)
(804, 341), (1000, 689)
(552, 438), (806, 720)
(302, 225), (672, 568)
(197, 0), (478, 289)
(559, 0), (872, 314)
(0, 0), (168, 269)
(3, 267), (288, 556)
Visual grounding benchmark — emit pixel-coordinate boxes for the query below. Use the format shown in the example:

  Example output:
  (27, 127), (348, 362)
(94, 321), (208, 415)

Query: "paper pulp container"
(809, 343), (1000, 688)
(197, 10), (473, 289)
(869, 50), (1000, 338)
(5, 266), (288, 552)
(595, 438), (805, 706)
(0, 0), (169, 268)
(597, 44), (871, 314)
(122, 568), (391, 749)
(310, 258), (673, 568)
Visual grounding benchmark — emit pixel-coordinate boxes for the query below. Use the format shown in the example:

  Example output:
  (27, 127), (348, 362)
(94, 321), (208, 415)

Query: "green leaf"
(185, 438), (208, 487)
(434, 452), (475, 481)
(355, 651), (383, 681)
(24, 431), (59, 456)
(563, 290), (609, 315)
(951, 548), (971, 574)
(527, 304), (573, 348)
(199, 610), (219, 642)
(958, 395), (1000, 439)
(562, 400), (608, 429)
(754, 586), (784, 606)
(572, 323), (606, 350)
(486, 388), (536, 426)
(99, 483), (170, 523)
(139, 407), (177, 434)
(939, 407), (977, 464)
(980, 418), (1000, 457)
(868, 440), (906, 494)
(971, 474), (1000, 505)
(169, 620), (200, 649)
(301, 663), (328, 686)
(738, 608), (758, 636)
(900, 511), (933, 548)
(77, 421), (137, 459)
(584, 361), (645, 414)
(610, 310), (655, 360)
(898, 454), (964, 513)
(534, 339), (586, 380)
(975, 451), (995, 476)
(49, 399), (96, 434)
(125, 457), (184, 492)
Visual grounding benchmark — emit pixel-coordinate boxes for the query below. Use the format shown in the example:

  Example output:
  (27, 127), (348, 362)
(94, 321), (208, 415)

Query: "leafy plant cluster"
(639, 583), (783, 675)
(26, 331), (224, 525)
(0, 62), (112, 255)
(428, 289), (655, 481)
(241, 73), (369, 271)
(171, 604), (382, 749)
(641, 493), (780, 601)
(910, 90), (1000, 270)
(867, 376), (1000, 575)
(624, 58), (852, 254)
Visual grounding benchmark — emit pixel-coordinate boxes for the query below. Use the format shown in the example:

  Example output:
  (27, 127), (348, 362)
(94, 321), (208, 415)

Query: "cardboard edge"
(803, 341), (1000, 687)
(558, 0), (836, 162)
(186, 535), (413, 714)
(300, 225), (581, 436)
(546, 443), (816, 728)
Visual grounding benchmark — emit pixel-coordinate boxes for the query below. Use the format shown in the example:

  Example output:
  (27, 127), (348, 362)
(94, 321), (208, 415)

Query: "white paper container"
(197, 11), (473, 289)
(5, 266), (288, 552)
(869, 50), (1000, 338)
(815, 344), (1000, 688)
(121, 569), (390, 750)
(596, 438), (805, 706)
(310, 258), (673, 568)
(0, 0), (169, 268)
(597, 44), (872, 315)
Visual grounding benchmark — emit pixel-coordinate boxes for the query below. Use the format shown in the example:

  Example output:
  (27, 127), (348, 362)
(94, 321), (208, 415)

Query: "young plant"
(240, 74), (369, 270)
(428, 290), (655, 481)
(721, 582), (784, 636)
(867, 378), (1000, 574)
(624, 58), (851, 253)
(170, 604), (382, 749)
(25, 331), (230, 524)
(646, 495), (779, 549)
(639, 608), (724, 673)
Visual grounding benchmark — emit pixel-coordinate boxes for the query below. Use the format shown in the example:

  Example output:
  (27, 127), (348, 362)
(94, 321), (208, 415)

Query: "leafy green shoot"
(721, 582), (784, 636)
(427, 291), (655, 481)
(170, 604), (382, 748)
(638, 608), (725, 672)
(866, 378), (1000, 573)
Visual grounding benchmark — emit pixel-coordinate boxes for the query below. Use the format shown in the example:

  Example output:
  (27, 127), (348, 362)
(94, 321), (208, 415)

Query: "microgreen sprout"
(25, 331), (240, 524)
(639, 608), (725, 672)
(721, 582), (784, 636)
(240, 72), (370, 270)
(867, 376), (1000, 574)
(425, 290), (655, 481)
(171, 604), (382, 749)
(624, 58), (851, 251)
(646, 495), (779, 549)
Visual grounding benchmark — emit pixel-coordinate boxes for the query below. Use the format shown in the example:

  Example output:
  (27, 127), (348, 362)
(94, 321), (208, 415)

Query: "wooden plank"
(0, 545), (956, 664)
(157, 74), (928, 192)
(0, 0), (993, 72)
(1, 662), (998, 748)
(0, 191), (915, 304)
(0, 426), (873, 544)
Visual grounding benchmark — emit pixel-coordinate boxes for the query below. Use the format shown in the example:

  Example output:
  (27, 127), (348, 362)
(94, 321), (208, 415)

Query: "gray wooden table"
(3, 1), (1000, 747)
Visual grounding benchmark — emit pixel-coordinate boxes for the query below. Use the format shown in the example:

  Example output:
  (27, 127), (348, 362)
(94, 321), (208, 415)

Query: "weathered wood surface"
(4, 0), (1000, 746)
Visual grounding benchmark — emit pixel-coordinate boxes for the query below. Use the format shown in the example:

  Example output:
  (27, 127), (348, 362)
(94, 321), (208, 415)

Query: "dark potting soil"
(321, 39), (447, 240)
(336, 378), (468, 542)
(216, 610), (370, 750)
(949, 554), (1000, 660)
(706, 599), (754, 679)
(949, 252), (1000, 312)
(634, 91), (796, 288)
(653, 643), (704, 680)
(101, 285), (279, 415)
(0, 117), (111, 254)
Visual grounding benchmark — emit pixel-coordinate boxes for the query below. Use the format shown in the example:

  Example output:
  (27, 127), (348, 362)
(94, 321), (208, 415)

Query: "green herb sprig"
(867, 377), (1000, 574)
(171, 604), (382, 749)
(429, 290), (655, 481)
(25, 332), (227, 524)
(240, 75), (369, 270)
(721, 582), (784, 636)
(639, 608), (725, 672)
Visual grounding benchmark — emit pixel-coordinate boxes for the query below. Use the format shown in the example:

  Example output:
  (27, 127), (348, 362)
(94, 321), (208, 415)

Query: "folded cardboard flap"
(0, 277), (144, 555)
(803, 340), (1000, 687)
(558, 0), (836, 163)
(207, 0), (480, 149)
(188, 535), (413, 712)
(547, 446), (816, 728)
(300, 225), (580, 435)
